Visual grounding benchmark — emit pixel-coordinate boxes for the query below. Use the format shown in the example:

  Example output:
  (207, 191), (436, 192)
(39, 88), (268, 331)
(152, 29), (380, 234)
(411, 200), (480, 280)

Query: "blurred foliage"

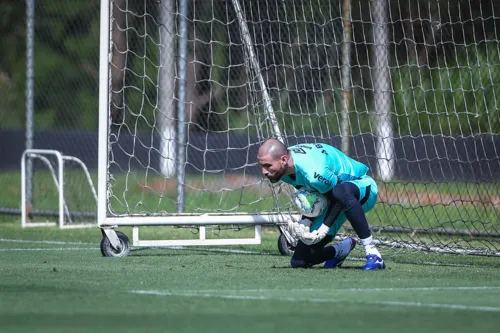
(0, 0), (100, 130)
(0, 0), (499, 136)
(0, 1), (26, 129)
(392, 44), (500, 136)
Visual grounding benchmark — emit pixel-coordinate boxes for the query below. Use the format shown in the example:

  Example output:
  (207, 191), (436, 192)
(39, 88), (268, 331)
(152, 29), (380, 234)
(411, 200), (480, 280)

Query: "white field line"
(0, 238), (95, 245)
(0, 238), (498, 269)
(0, 238), (268, 254)
(129, 289), (500, 313)
(133, 286), (500, 293)
(0, 248), (99, 252)
(374, 301), (500, 312)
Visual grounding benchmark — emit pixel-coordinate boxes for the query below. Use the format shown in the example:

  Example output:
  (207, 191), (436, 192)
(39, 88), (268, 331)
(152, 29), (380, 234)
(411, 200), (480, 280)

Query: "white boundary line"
(374, 300), (500, 312)
(0, 248), (99, 252)
(131, 286), (500, 293)
(129, 289), (500, 312)
(0, 238), (95, 245)
(0, 238), (498, 269)
(0, 238), (268, 254)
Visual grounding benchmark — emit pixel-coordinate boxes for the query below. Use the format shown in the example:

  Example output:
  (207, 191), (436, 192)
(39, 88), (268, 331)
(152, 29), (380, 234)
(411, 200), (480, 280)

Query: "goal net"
(99, 0), (500, 255)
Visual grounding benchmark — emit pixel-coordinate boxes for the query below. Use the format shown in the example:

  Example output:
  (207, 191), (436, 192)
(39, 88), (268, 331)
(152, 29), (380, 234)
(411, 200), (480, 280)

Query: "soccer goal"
(21, 149), (97, 229)
(98, 0), (500, 257)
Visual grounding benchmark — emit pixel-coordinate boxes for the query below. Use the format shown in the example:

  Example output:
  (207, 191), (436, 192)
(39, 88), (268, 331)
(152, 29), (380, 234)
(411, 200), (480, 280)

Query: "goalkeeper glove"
(299, 224), (330, 245)
(288, 221), (306, 239)
(287, 217), (313, 239)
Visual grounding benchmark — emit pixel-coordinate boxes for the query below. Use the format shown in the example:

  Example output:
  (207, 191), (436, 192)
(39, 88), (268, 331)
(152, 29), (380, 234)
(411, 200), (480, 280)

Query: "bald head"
(257, 138), (290, 183)
(258, 138), (288, 159)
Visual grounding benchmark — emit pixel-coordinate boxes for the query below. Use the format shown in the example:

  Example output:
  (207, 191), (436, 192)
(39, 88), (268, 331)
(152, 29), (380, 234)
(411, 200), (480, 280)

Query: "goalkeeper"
(257, 138), (385, 270)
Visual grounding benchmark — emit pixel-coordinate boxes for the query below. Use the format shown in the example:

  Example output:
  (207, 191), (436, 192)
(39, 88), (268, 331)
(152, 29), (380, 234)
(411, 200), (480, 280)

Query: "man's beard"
(268, 177), (281, 183)
(267, 165), (287, 183)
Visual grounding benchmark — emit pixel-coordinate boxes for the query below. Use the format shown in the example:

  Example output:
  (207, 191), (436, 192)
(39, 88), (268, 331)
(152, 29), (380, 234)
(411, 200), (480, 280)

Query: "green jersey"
(281, 143), (369, 194)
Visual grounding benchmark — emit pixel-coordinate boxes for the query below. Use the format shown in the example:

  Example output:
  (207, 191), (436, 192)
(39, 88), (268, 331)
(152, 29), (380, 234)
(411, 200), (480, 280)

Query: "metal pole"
(371, 0), (394, 181)
(176, 0), (189, 213)
(232, 0), (283, 143)
(158, 0), (176, 177)
(25, 0), (35, 222)
(97, 0), (111, 225)
(341, 0), (352, 154)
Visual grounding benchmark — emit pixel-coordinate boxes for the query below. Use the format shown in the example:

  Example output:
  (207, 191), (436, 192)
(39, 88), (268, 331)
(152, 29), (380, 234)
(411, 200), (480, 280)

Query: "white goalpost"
(97, 0), (500, 257)
(97, 0), (298, 256)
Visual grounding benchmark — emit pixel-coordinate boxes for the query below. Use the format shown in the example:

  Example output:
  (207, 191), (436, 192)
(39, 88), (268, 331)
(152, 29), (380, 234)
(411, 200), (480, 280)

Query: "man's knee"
(290, 257), (311, 268)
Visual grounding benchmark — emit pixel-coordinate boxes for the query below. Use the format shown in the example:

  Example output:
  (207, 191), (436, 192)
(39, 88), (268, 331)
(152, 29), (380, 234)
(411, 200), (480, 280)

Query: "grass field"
(2, 169), (500, 332)
(1, 221), (500, 333)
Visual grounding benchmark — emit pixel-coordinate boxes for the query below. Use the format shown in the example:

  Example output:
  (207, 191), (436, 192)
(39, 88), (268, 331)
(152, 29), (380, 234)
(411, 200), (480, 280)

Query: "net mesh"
(106, 0), (500, 255)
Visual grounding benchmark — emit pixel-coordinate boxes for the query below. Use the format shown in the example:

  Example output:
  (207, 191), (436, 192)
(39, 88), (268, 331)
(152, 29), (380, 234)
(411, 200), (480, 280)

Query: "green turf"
(2, 168), (500, 255)
(1, 222), (500, 333)
(2, 169), (500, 332)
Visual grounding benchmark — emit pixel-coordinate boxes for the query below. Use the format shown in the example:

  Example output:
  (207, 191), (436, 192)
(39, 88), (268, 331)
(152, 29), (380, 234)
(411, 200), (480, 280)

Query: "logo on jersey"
(314, 172), (332, 186)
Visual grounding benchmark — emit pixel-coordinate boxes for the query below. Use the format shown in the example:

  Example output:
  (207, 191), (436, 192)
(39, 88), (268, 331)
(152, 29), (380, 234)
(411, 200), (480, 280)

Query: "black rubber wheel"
(100, 231), (131, 257)
(277, 233), (295, 256)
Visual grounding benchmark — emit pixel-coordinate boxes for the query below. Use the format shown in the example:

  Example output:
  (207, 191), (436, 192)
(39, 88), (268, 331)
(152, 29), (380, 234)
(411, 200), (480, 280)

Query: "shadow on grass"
(129, 246), (284, 257)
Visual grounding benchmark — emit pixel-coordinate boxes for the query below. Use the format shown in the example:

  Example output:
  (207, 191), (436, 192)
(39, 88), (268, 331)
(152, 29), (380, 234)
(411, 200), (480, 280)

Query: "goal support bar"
(99, 213), (298, 227)
(131, 225), (262, 247)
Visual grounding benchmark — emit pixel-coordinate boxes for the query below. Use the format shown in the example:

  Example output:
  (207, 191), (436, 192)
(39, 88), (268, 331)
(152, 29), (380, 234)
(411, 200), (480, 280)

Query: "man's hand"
(287, 217), (313, 239)
(288, 221), (309, 239)
(299, 224), (330, 245)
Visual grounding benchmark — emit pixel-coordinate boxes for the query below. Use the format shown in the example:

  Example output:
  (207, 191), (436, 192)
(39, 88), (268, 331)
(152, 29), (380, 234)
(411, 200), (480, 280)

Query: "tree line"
(0, 0), (498, 136)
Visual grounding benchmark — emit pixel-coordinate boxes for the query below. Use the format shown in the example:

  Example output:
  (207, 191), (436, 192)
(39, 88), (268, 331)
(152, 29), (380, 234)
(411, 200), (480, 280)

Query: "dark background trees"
(0, 0), (498, 136)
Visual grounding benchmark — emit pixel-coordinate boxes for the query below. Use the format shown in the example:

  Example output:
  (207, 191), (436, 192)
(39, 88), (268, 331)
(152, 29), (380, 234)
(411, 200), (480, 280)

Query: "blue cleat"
(362, 254), (386, 270)
(323, 237), (356, 268)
